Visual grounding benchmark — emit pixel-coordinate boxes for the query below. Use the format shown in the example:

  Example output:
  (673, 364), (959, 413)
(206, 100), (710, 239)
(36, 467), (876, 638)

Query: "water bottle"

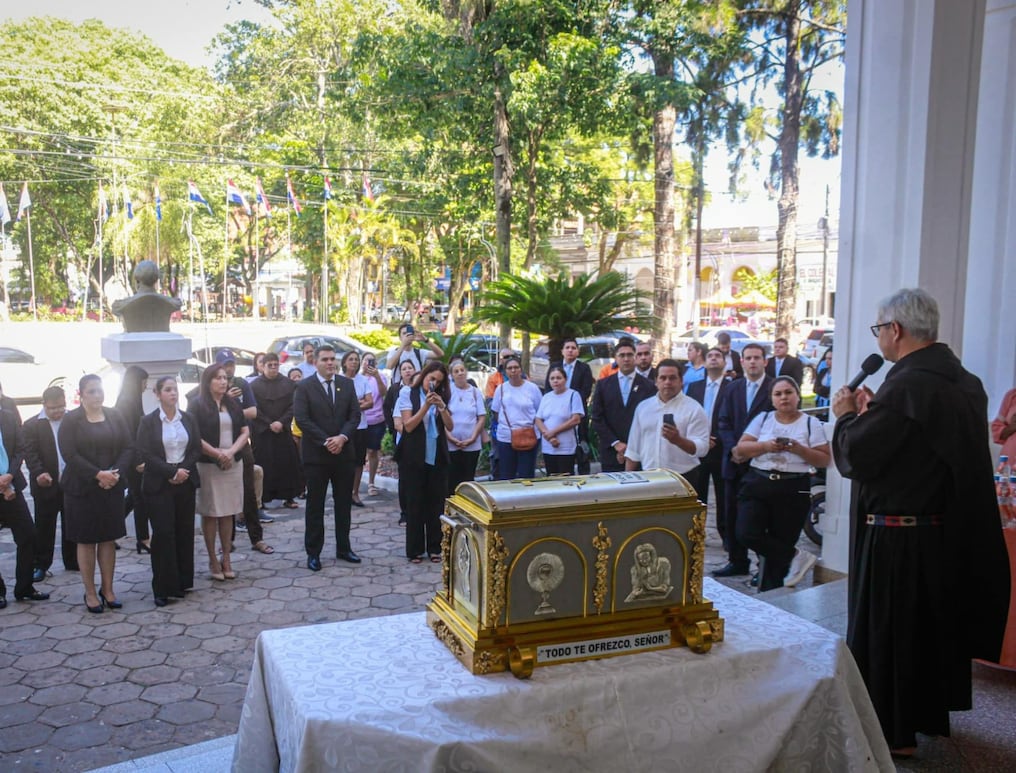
(1009, 475), (1016, 528)
(996, 474), (1006, 526)
(997, 454), (1011, 479)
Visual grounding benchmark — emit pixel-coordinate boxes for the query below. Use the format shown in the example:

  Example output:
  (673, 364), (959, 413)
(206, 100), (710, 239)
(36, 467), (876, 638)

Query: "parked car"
(800, 332), (834, 393)
(267, 332), (378, 373)
(529, 336), (620, 386)
(429, 304), (451, 323)
(799, 328), (835, 364)
(0, 346), (67, 405)
(673, 328), (774, 360)
(369, 304), (408, 323)
(191, 346), (258, 369)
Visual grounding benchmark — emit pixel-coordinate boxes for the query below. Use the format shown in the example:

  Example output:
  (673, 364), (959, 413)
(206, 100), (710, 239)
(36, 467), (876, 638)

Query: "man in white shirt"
(624, 359), (710, 478)
(296, 341), (319, 379)
(386, 323), (445, 370)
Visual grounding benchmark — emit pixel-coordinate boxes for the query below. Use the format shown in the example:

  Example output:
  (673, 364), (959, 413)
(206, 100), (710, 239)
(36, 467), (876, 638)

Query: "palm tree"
(474, 271), (655, 367)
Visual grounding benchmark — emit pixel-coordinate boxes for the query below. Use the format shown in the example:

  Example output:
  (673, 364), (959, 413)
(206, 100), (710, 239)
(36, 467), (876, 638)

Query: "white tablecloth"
(233, 579), (892, 772)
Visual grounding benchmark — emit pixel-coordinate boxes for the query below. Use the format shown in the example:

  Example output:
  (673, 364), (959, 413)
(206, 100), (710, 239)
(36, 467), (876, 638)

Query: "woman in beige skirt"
(189, 365), (249, 580)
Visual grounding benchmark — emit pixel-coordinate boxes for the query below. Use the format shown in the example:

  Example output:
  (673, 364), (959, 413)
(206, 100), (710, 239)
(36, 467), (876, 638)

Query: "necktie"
(775, 359), (782, 376)
(325, 379), (334, 404)
(565, 363), (573, 388)
(704, 380), (717, 418)
(620, 374), (631, 406)
(746, 380), (758, 411)
(0, 423), (8, 476)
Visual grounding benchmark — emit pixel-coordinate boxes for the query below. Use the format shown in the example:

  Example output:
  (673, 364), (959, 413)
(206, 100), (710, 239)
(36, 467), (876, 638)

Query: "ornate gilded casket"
(427, 470), (724, 678)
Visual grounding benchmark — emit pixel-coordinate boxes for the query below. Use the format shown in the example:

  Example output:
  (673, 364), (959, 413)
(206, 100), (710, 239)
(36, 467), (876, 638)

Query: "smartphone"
(662, 413), (675, 427)
(775, 436), (791, 446)
(405, 324), (415, 336)
(428, 381), (436, 393)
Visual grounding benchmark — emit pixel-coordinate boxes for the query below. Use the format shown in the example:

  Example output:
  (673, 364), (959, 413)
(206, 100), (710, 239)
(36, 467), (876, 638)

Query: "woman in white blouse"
(733, 376), (830, 591)
(535, 365), (584, 476)
(490, 356), (543, 480)
(445, 358), (486, 494)
(135, 377), (202, 607)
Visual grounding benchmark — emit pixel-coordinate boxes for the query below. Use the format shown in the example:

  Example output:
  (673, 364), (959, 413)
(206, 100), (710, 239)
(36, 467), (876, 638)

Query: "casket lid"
(452, 469), (697, 516)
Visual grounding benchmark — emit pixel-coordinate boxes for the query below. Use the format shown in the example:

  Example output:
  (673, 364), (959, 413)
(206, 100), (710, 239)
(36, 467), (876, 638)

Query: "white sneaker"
(785, 549), (818, 587)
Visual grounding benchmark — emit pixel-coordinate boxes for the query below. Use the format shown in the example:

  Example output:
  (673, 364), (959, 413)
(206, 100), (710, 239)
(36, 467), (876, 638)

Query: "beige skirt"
(196, 460), (244, 518)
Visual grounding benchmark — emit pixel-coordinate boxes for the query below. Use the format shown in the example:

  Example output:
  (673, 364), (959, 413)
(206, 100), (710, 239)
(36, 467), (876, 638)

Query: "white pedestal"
(101, 332), (192, 413)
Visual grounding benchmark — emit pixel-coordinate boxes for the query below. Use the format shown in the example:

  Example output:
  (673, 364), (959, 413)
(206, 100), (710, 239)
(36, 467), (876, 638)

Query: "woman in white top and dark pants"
(491, 356), (543, 480)
(733, 376), (830, 591)
(535, 365), (584, 475)
(136, 377), (202, 607)
(445, 358), (486, 494)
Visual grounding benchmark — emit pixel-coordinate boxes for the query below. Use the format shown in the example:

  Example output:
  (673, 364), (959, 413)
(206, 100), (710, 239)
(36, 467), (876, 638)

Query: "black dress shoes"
(154, 596), (169, 607)
(711, 562), (750, 578)
(15, 589), (50, 602)
(32, 568), (46, 583)
(307, 556), (322, 572)
(337, 551), (362, 564)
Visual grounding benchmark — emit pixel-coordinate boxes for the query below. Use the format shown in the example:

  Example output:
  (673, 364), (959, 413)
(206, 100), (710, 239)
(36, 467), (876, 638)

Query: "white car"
(0, 346), (68, 407)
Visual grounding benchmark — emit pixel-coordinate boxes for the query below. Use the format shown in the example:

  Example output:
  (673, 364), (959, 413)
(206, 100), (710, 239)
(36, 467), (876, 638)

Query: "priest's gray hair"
(877, 288), (939, 342)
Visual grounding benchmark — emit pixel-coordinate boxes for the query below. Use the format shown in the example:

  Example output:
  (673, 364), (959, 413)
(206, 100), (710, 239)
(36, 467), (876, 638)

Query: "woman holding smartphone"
(732, 376), (830, 591)
(359, 353), (388, 497)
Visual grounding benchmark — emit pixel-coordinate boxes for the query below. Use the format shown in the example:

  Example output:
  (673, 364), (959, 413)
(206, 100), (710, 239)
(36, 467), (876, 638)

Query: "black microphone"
(846, 353), (884, 391)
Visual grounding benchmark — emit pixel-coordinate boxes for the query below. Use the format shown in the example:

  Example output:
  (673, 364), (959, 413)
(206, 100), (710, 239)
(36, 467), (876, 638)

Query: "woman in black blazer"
(115, 365), (150, 553)
(59, 374), (134, 613)
(136, 376), (202, 607)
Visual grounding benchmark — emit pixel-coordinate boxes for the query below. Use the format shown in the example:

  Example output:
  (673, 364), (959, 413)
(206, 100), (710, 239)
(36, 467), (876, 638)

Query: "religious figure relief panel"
(614, 529), (688, 611)
(451, 531), (480, 621)
(506, 539), (586, 625)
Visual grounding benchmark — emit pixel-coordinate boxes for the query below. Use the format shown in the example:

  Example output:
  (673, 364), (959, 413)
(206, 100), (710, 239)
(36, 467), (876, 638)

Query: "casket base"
(427, 596), (725, 678)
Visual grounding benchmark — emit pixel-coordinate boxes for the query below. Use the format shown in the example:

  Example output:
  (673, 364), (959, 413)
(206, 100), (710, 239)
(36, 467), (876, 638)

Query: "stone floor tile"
(21, 665), (78, 689)
(0, 699), (45, 726)
(166, 610), (215, 626)
(37, 700), (101, 728)
(29, 682), (87, 707)
(251, 576), (293, 590)
(162, 650), (217, 670)
(370, 593), (415, 610)
(57, 743), (134, 772)
(129, 665), (182, 687)
(97, 698), (159, 727)
(0, 623), (48, 641)
(207, 609), (257, 626)
(0, 682), (33, 706)
(86, 681), (145, 706)
(48, 715), (112, 751)
(171, 717), (237, 747)
(63, 650), (117, 670)
(13, 650), (68, 672)
(45, 622), (95, 641)
(91, 622), (142, 640)
(0, 666), (25, 688)
(195, 683), (246, 706)
(156, 699), (217, 726)
(111, 718), (175, 751)
(182, 622), (231, 640)
(55, 635), (107, 656)
(101, 635), (155, 654)
(139, 682), (198, 706)
(74, 664), (130, 689)
(0, 717), (55, 752)
(198, 635), (247, 655)
(114, 649), (167, 669)
(149, 636), (201, 655)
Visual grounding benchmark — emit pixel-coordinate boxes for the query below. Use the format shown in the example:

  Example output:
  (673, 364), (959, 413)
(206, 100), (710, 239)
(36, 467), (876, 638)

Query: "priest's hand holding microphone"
(832, 353), (884, 418)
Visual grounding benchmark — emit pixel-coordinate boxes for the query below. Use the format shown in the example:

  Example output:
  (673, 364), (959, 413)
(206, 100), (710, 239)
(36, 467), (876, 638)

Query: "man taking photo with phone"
(386, 322), (445, 370)
(624, 359), (710, 480)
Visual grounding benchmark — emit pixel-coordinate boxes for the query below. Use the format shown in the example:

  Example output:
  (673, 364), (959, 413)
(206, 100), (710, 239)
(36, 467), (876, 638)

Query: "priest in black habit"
(250, 353), (303, 508)
(831, 288), (1010, 757)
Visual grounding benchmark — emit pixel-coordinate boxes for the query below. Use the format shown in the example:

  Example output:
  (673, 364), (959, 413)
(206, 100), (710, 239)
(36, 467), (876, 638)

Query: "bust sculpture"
(112, 260), (182, 333)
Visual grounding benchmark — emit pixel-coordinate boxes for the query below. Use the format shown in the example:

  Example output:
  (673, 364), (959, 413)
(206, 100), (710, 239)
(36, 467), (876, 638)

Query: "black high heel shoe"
(98, 591), (122, 610)
(84, 594), (104, 614)
(137, 541), (151, 554)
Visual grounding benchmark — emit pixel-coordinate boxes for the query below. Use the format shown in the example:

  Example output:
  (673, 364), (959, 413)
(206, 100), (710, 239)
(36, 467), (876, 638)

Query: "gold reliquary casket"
(427, 470), (724, 678)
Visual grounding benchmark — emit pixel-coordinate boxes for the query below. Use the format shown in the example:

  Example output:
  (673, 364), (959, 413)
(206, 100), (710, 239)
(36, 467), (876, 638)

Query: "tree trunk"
(775, 10), (802, 340)
(493, 80), (513, 347)
(524, 130), (539, 269)
(651, 50), (677, 366)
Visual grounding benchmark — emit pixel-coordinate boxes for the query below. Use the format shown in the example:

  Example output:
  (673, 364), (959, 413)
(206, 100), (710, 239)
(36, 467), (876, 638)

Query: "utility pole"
(820, 184), (830, 317)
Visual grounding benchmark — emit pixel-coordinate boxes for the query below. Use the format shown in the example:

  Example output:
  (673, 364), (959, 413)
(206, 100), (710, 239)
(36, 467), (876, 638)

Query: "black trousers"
(149, 482), (196, 598)
(401, 460), (446, 558)
(544, 453), (575, 475)
(0, 492), (37, 598)
(575, 416), (591, 475)
(238, 443), (264, 545)
(32, 492), (77, 572)
(735, 471), (811, 591)
(124, 467), (150, 542)
(599, 445), (625, 472)
(447, 450), (480, 496)
(693, 451), (726, 548)
(304, 460), (354, 557)
(722, 472), (751, 567)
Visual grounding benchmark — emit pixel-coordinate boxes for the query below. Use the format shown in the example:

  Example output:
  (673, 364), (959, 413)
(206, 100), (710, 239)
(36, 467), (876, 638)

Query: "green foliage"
(348, 328), (398, 350)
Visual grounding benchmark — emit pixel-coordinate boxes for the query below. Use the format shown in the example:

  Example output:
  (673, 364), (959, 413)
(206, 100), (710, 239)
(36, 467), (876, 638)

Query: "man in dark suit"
(714, 343), (773, 577)
(590, 339), (657, 472)
(546, 338), (594, 474)
(765, 338), (805, 384)
(715, 332), (743, 379)
(686, 348), (731, 545)
(23, 386), (77, 580)
(0, 404), (50, 608)
(635, 340), (657, 383)
(293, 344), (362, 571)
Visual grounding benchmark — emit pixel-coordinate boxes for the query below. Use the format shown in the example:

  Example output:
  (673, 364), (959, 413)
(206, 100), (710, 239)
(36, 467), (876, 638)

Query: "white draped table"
(232, 579), (892, 772)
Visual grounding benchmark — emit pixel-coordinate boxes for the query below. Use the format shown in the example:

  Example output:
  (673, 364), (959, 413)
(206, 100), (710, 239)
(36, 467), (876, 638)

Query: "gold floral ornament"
(591, 522), (612, 614)
(486, 531), (509, 629)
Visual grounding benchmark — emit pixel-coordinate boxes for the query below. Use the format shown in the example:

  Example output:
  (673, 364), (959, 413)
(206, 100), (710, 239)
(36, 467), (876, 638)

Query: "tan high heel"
(209, 559), (225, 582)
(221, 554), (236, 580)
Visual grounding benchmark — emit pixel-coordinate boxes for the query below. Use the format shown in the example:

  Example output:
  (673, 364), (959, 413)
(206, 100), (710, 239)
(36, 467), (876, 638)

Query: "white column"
(964, 0), (1016, 410)
(825, 0), (986, 573)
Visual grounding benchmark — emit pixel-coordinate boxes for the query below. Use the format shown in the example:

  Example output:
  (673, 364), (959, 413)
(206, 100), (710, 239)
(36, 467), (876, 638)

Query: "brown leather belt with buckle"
(865, 514), (944, 527)
(752, 469), (811, 481)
